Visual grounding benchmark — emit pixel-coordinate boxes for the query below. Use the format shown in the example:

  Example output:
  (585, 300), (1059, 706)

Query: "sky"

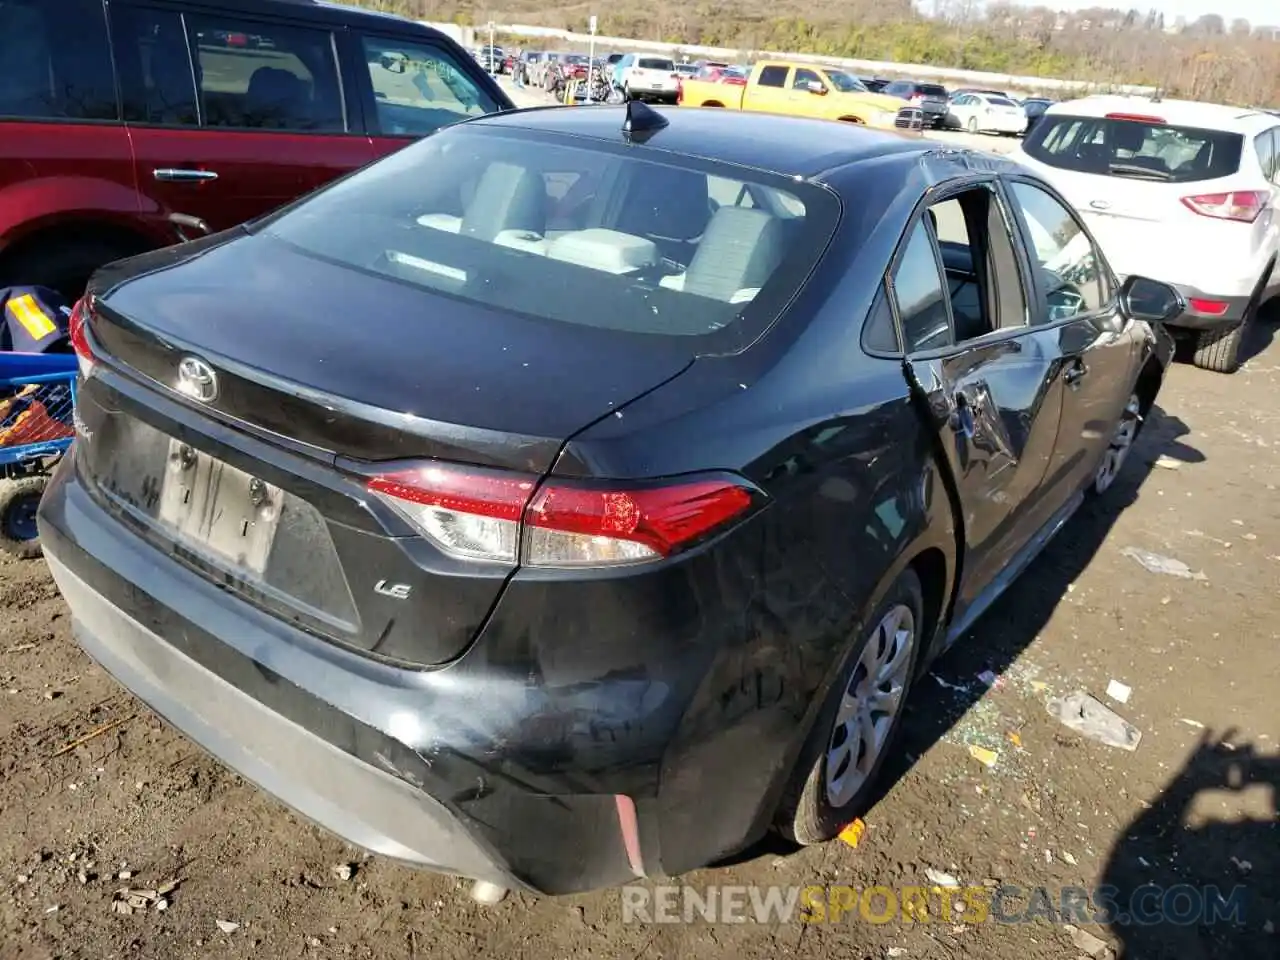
(1051, 0), (1270, 23)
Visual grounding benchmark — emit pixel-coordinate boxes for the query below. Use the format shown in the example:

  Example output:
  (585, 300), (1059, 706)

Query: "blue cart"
(0, 352), (77, 559)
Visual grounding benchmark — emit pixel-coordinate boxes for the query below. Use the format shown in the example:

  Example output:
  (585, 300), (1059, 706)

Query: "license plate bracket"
(156, 438), (281, 575)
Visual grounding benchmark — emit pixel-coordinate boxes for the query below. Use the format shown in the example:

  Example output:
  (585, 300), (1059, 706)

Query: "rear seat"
(412, 168), (785, 304)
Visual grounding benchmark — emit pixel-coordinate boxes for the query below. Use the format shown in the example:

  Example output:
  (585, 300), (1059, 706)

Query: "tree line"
(355, 0), (1280, 106)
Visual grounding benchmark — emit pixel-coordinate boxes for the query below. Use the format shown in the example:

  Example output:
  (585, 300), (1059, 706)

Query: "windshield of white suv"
(1024, 114), (1244, 182)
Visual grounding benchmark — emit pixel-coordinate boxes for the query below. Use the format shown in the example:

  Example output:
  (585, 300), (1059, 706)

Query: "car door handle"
(1064, 361), (1089, 386)
(153, 168), (219, 183)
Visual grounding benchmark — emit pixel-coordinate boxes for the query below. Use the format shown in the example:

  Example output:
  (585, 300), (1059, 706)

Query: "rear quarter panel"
(0, 122), (161, 252)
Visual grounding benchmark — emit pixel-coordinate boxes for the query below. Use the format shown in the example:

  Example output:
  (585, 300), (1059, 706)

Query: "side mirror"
(806, 81), (827, 95)
(1120, 275), (1185, 324)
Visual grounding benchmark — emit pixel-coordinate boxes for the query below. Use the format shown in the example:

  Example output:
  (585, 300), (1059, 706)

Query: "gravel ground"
(1, 83), (1276, 960)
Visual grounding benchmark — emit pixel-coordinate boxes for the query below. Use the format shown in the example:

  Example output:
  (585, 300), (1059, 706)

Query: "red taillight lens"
(1180, 191), (1267, 223)
(909, 93), (924, 102)
(366, 463), (756, 568)
(1188, 297), (1230, 316)
(68, 297), (96, 378)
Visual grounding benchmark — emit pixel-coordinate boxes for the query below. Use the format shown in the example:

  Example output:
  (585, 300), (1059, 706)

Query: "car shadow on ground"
(1100, 730), (1278, 959)
(871, 401), (1200, 806)
(1240, 297), (1280, 365)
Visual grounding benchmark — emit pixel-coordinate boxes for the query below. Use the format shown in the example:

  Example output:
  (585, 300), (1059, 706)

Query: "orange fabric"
(0, 387), (73, 447)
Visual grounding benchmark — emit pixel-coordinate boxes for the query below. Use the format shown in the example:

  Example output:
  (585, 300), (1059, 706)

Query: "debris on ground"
(837, 818), (866, 849)
(331, 863), (355, 881)
(1064, 923), (1111, 956)
(1152, 455), (1183, 470)
(1179, 717), (1205, 729)
(924, 868), (960, 888)
(1120, 547), (1206, 580)
(111, 879), (179, 915)
(976, 670), (1005, 690)
(216, 920), (240, 934)
(968, 745), (999, 768)
(1047, 692), (1142, 751)
(886, 949), (907, 958)
(1062, 852), (1078, 866)
(51, 715), (135, 758)
(1105, 679), (1132, 705)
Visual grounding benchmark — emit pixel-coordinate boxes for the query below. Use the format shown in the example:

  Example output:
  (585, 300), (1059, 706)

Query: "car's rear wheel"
(0, 476), (47, 561)
(776, 568), (924, 844)
(1091, 392), (1141, 497)
(1192, 268), (1269, 374)
(1, 237), (146, 302)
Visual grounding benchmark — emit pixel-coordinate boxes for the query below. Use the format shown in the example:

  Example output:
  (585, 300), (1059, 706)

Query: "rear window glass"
(1025, 115), (1243, 182)
(638, 58), (674, 71)
(989, 97), (1017, 107)
(262, 126), (838, 345)
(921, 84), (948, 97)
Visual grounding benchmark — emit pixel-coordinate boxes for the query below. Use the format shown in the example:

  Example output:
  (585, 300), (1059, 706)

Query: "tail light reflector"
(68, 297), (96, 378)
(1180, 191), (1267, 223)
(367, 463), (756, 568)
(1187, 297), (1229, 316)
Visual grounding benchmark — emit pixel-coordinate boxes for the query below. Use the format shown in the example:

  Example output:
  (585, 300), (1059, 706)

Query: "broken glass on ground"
(1047, 691), (1142, 751)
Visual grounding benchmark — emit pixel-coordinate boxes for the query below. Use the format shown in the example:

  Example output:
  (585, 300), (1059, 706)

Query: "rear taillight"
(68, 297), (96, 378)
(367, 462), (757, 568)
(1188, 297), (1230, 316)
(1180, 190), (1267, 223)
(909, 94), (923, 102)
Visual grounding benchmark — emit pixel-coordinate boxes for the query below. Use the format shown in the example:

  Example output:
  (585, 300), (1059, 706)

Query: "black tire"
(1192, 266), (1270, 374)
(775, 567), (925, 844)
(1, 238), (144, 302)
(1192, 322), (1245, 373)
(0, 476), (48, 561)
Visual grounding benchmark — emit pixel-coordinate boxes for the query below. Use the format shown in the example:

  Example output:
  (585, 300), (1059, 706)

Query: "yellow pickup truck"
(679, 61), (923, 133)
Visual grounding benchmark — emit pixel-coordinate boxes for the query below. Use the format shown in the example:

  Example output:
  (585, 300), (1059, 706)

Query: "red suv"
(0, 0), (511, 298)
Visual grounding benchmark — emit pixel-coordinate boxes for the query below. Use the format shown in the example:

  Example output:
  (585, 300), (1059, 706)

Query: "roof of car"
(473, 105), (935, 179)
(1046, 95), (1278, 132)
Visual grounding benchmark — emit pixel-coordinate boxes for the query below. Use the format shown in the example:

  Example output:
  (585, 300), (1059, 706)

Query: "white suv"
(618, 54), (679, 104)
(1010, 96), (1280, 372)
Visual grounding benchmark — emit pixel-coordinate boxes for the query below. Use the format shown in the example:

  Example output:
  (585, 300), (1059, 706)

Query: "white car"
(618, 54), (679, 104)
(948, 93), (1027, 135)
(1010, 96), (1280, 372)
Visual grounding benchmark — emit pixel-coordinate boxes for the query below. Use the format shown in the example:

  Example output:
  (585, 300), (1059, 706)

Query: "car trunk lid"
(73, 232), (694, 665)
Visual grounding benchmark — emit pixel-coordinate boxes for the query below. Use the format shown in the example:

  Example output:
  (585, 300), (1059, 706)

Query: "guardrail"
(428, 21), (1158, 97)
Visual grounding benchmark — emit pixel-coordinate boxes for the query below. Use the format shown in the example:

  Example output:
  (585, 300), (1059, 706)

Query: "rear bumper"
(38, 463), (642, 895)
(1150, 280), (1252, 331)
(38, 449), (840, 894)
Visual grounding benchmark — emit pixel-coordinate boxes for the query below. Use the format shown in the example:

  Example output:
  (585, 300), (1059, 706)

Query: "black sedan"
(41, 103), (1181, 900)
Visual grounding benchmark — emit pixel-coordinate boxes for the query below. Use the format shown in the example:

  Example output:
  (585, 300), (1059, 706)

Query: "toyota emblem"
(176, 356), (218, 403)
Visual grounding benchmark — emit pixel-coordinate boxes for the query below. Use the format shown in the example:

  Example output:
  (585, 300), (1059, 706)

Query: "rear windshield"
(565, 54), (589, 64)
(1024, 115), (1244, 182)
(920, 84), (948, 97)
(988, 96), (1018, 107)
(261, 125), (838, 345)
(638, 58), (674, 71)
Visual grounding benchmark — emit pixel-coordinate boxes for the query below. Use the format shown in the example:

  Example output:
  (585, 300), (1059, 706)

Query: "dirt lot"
(2, 89), (1278, 960)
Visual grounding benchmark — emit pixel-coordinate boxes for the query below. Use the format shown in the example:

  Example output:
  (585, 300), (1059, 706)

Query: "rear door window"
(1024, 114), (1244, 183)
(0, 0), (116, 121)
(893, 219), (951, 353)
(187, 14), (344, 132)
(362, 36), (498, 137)
(757, 66), (789, 88)
(112, 5), (198, 126)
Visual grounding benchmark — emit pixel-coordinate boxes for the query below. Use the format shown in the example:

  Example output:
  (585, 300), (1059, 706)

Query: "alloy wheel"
(1094, 393), (1141, 494)
(825, 603), (916, 808)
